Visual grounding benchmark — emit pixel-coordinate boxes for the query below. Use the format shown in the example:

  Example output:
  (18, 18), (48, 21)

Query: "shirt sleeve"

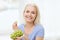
(18, 24), (24, 31)
(36, 27), (44, 37)
(18, 24), (21, 29)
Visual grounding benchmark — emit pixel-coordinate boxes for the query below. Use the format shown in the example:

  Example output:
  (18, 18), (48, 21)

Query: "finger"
(14, 21), (17, 26)
(12, 21), (18, 30)
(16, 37), (22, 40)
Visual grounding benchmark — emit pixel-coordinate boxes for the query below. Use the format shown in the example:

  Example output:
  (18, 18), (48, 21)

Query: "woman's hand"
(12, 21), (18, 30)
(15, 34), (29, 40)
(15, 36), (23, 40)
(23, 34), (29, 40)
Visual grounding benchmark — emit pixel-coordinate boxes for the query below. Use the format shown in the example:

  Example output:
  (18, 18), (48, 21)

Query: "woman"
(12, 4), (44, 40)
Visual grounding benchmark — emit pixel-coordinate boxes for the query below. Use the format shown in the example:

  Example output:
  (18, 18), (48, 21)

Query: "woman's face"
(23, 5), (37, 23)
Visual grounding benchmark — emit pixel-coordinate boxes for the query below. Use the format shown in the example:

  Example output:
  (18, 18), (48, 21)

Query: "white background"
(0, 0), (60, 40)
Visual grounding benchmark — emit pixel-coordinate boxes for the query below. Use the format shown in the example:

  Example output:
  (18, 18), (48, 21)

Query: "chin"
(26, 20), (33, 23)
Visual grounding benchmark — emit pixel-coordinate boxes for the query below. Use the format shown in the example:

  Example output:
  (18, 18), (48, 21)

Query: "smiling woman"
(23, 4), (40, 24)
(12, 4), (44, 40)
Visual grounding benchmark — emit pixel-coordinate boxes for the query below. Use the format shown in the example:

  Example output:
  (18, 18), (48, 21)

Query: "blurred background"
(0, 0), (60, 40)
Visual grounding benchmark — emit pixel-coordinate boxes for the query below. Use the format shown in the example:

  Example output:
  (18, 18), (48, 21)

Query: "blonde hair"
(23, 4), (40, 24)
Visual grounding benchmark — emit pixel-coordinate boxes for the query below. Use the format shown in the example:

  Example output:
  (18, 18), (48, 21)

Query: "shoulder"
(35, 24), (44, 30)
(35, 24), (44, 37)
(18, 24), (24, 30)
(18, 24), (24, 27)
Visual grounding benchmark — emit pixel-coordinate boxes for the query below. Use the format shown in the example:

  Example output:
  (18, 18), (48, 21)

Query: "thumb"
(12, 21), (18, 30)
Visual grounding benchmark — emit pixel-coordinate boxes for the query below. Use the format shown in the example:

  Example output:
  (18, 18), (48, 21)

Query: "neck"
(25, 22), (35, 28)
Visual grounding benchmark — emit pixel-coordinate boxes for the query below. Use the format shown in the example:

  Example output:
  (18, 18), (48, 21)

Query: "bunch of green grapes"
(10, 30), (23, 40)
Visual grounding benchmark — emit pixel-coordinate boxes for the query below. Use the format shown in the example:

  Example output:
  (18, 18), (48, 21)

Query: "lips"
(25, 16), (32, 20)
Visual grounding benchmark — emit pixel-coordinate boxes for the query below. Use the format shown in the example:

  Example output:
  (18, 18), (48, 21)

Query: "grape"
(10, 30), (23, 40)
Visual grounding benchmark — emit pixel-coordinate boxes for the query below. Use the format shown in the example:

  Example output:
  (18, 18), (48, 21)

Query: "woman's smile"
(25, 16), (32, 20)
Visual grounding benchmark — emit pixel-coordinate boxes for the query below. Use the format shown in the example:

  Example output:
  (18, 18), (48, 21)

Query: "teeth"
(27, 17), (32, 19)
(25, 16), (32, 20)
(28, 18), (31, 19)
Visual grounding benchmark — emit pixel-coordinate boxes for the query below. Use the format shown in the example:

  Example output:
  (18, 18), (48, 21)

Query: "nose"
(28, 12), (31, 16)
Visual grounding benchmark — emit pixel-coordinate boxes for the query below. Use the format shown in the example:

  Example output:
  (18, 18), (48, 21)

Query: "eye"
(31, 11), (35, 14)
(26, 10), (29, 13)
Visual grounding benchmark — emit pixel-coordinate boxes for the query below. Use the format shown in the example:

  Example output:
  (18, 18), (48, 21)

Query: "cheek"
(32, 15), (37, 21)
(32, 14), (37, 18)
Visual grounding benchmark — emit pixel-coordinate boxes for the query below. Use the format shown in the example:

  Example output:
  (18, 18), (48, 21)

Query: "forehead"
(25, 5), (37, 11)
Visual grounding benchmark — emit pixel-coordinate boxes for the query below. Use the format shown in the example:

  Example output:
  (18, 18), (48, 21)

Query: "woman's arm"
(36, 37), (44, 40)
(35, 25), (44, 40)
